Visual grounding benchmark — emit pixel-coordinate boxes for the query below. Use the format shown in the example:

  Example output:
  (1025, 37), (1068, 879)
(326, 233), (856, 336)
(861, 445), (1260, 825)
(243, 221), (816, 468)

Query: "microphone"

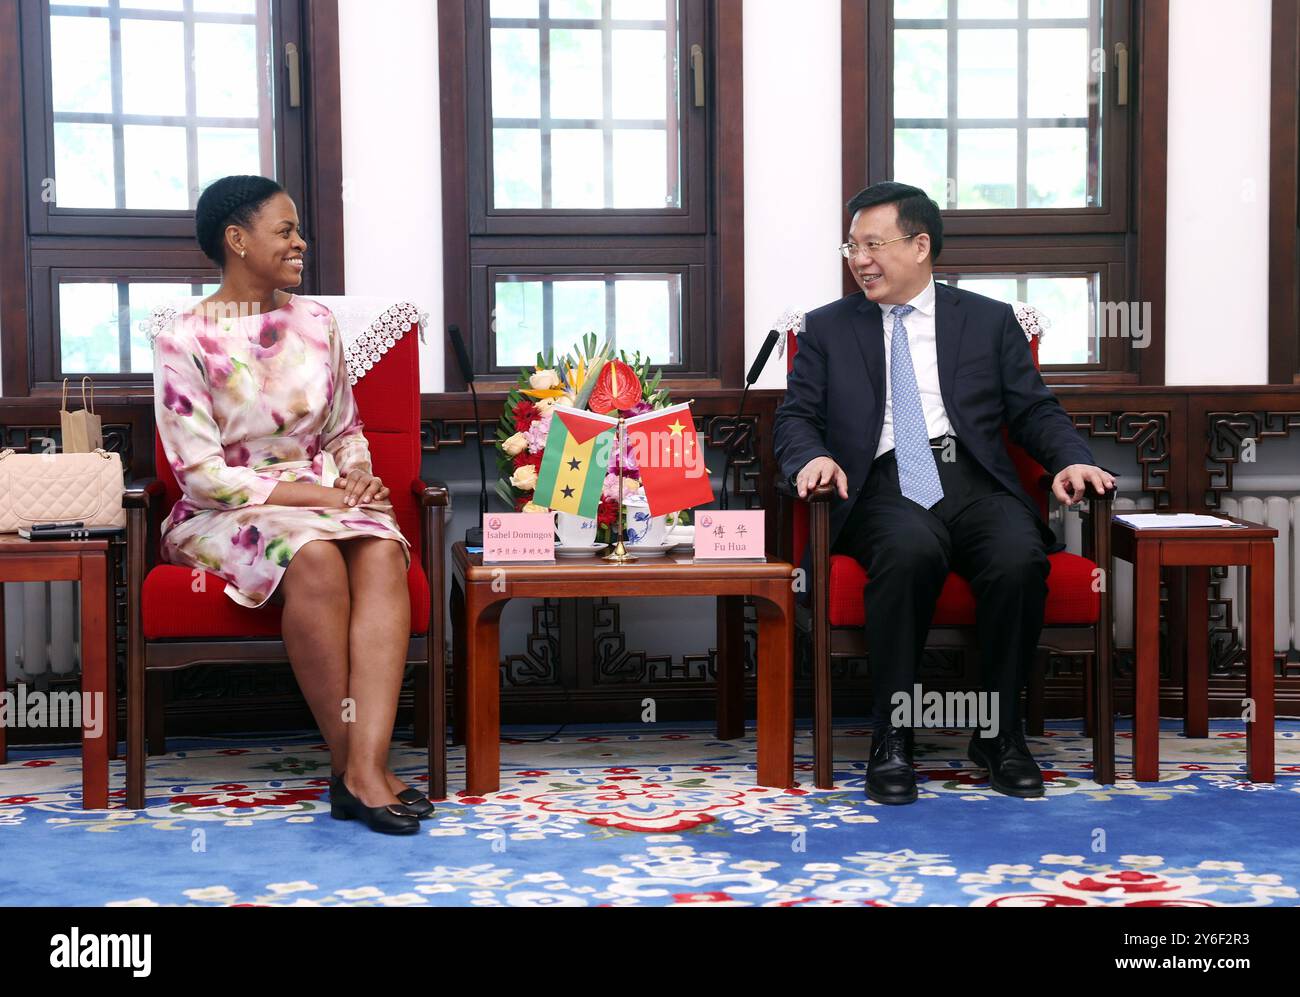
(449, 324), (489, 545)
(720, 328), (780, 510)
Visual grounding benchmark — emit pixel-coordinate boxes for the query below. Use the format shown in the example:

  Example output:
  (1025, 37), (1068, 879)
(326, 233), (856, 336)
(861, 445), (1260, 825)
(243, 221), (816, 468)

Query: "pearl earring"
(240, 250), (246, 258)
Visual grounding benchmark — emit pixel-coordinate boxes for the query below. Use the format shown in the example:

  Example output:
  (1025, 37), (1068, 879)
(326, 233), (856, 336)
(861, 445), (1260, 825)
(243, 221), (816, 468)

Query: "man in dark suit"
(774, 182), (1114, 805)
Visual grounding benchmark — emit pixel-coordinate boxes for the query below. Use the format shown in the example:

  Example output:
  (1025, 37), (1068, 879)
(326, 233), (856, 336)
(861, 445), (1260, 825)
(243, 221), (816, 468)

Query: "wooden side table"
(0, 536), (115, 808)
(1111, 517), (1276, 783)
(450, 543), (796, 796)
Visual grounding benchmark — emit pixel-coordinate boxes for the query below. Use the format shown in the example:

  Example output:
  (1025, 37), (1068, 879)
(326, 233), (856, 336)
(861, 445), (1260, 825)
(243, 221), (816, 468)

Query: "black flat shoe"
(968, 730), (1045, 798)
(329, 773), (420, 835)
(866, 726), (918, 805)
(396, 787), (435, 819)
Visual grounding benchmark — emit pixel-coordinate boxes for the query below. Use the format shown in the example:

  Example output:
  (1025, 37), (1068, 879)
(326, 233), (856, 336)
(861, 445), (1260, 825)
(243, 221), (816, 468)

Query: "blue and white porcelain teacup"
(555, 511), (598, 547)
(622, 496), (668, 547)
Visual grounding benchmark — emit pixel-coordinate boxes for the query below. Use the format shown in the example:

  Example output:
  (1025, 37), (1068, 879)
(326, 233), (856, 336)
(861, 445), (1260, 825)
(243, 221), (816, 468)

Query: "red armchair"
(778, 313), (1114, 789)
(125, 300), (448, 809)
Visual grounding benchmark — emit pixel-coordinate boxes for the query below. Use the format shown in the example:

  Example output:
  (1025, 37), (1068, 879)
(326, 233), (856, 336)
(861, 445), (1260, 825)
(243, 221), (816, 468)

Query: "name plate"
(482, 513), (555, 563)
(693, 510), (765, 560)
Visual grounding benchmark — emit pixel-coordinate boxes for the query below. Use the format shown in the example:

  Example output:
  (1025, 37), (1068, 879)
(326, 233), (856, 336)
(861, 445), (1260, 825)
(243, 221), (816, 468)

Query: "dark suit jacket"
(774, 283), (1098, 560)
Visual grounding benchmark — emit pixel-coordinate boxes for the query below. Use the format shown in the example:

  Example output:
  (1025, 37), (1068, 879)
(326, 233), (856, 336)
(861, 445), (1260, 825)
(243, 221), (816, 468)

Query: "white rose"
(555, 393), (575, 407)
(510, 465), (539, 490)
(535, 397), (557, 416)
(529, 369), (561, 391)
(501, 432), (527, 456)
(522, 501), (548, 514)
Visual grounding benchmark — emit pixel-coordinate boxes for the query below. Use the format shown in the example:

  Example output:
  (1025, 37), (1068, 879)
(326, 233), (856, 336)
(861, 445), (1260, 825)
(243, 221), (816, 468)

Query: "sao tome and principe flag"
(534, 407), (619, 518)
(626, 403), (715, 516)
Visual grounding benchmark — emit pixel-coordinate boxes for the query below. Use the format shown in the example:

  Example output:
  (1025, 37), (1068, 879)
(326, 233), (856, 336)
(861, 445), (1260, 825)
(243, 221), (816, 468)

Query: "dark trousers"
(833, 437), (1049, 734)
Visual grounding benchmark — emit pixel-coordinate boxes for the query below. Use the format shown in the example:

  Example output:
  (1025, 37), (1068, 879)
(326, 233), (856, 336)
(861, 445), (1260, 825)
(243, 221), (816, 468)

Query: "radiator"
(3, 582), (79, 684)
(1221, 494), (1298, 655)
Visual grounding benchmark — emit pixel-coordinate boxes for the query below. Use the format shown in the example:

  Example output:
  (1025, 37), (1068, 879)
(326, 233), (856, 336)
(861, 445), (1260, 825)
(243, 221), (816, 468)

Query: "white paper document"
(1114, 513), (1246, 530)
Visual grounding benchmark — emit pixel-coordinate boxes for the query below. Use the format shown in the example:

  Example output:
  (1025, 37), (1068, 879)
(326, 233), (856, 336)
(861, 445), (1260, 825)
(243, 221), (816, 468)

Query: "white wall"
(1164, 0), (1272, 385)
(743, 0), (843, 387)
(334, 0), (1277, 390)
(337, 0), (443, 393)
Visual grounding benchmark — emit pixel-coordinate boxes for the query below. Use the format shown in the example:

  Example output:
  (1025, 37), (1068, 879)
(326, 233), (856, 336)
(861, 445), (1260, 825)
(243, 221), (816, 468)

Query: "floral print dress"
(151, 294), (410, 608)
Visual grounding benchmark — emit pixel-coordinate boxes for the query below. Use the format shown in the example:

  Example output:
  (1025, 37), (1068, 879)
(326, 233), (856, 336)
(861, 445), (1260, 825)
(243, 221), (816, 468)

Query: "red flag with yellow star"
(625, 403), (714, 515)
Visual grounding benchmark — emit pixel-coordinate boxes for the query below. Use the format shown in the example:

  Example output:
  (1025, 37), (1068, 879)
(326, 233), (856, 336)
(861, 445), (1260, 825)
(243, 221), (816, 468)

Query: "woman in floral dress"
(150, 175), (426, 834)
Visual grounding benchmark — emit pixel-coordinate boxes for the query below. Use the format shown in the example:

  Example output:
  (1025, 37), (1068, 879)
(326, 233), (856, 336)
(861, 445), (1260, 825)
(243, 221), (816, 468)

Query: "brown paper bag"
(60, 376), (103, 453)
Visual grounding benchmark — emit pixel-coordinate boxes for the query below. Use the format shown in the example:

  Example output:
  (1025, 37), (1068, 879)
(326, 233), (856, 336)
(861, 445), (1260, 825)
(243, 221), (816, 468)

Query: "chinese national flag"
(626, 403), (715, 515)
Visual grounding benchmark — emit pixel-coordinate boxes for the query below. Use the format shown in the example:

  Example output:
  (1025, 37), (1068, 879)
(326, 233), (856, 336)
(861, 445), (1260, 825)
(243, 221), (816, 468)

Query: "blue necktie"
(888, 304), (944, 509)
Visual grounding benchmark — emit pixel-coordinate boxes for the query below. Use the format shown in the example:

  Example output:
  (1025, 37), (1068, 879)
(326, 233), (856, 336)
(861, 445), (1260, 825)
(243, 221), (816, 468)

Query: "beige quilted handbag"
(0, 447), (126, 533)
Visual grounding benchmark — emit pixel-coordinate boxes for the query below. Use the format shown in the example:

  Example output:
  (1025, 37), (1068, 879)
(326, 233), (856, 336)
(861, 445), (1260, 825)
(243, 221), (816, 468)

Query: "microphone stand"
(465, 377), (488, 546)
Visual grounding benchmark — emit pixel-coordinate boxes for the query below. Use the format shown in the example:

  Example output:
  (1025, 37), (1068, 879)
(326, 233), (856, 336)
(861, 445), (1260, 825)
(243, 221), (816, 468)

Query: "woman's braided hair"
(194, 174), (285, 265)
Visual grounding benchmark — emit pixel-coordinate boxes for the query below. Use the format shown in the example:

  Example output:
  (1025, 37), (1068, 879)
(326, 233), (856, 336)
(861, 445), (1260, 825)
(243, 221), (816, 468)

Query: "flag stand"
(602, 417), (637, 563)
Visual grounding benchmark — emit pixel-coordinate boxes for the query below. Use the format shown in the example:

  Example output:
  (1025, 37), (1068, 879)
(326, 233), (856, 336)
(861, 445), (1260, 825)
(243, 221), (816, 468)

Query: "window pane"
(491, 28), (541, 118)
(50, 16), (111, 113)
(551, 129), (604, 208)
(197, 128), (263, 192)
(895, 0), (947, 17)
(956, 129), (1016, 208)
(550, 29), (603, 119)
(957, 29), (1017, 119)
(195, 0), (258, 12)
(47, 2), (277, 213)
(59, 283), (120, 374)
(894, 30), (947, 119)
(195, 22), (262, 118)
(611, 30), (667, 119)
(552, 0), (601, 15)
(488, 1), (680, 211)
(1029, 0), (1088, 15)
(492, 273), (681, 368)
(128, 282), (204, 371)
(612, 130), (668, 208)
(493, 278), (545, 367)
(614, 279), (677, 363)
(611, 0), (666, 18)
(53, 123), (116, 208)
(958, 0), (1016, 16)
(892, 2), (1102, 211)
(1027, 28), (1089, 119)
(894, 129), (948, 206)
(120, 19), (186, 116)
(1028, 275), (1096, 364)
(552, 281), (607, 342)
(940, 273), (1099, 364)
(123, 125), (189, 209)
(493, 128), (542, 208)
(490, 0), (538, 16)
(1027, 127), (1087, 207)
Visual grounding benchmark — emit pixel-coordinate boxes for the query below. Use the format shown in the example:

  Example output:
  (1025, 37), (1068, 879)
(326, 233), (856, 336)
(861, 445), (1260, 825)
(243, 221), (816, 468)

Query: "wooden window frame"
(843, 0), (1168, 385)
(0, 0), (345, 397)
(1269, 0), (1300, 384)
(440, 0), (745, 391)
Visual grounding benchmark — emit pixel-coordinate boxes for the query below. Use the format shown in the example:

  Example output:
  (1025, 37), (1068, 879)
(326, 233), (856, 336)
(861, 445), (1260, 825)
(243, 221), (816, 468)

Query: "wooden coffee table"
(450, 542), (795, 796)
(0, 535), (115, 808)
(1111, 515), (1276, 783)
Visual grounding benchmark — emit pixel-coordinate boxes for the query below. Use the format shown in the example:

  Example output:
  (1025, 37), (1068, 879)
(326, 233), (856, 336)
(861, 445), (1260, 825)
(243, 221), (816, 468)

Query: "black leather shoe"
(396, 787), (436, 819)
(329, 773), (421, 835)
(866, 726), (917, 805)
(967, 730), (1044, 798)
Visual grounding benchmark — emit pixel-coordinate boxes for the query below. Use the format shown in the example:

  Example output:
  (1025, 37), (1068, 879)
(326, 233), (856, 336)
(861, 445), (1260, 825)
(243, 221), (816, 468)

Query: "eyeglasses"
(837, 234), (917, 259)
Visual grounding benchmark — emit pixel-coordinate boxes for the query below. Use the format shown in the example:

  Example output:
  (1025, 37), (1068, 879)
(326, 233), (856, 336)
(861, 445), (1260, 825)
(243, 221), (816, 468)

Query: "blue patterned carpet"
(2, 720), (1298, 906)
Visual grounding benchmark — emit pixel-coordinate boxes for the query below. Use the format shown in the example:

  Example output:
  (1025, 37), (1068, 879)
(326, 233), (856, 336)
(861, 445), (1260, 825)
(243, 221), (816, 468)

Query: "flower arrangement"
(496, 333), (682, 543)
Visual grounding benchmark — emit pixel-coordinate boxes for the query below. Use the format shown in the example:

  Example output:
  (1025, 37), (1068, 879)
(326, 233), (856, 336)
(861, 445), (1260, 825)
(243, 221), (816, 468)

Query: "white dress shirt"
(875, 277), (954, 459)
